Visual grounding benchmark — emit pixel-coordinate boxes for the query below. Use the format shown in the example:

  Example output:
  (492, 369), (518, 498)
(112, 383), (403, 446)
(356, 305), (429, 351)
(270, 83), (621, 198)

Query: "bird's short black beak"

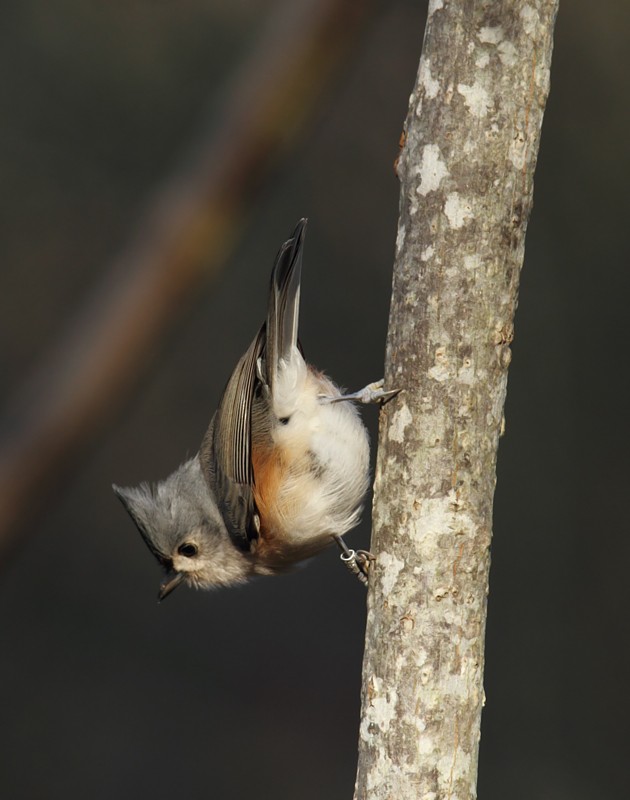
(158, 570), (185, 602)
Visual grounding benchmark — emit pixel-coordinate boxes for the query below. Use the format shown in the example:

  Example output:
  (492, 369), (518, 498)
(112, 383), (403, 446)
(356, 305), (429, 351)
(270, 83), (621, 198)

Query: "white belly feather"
(271, 349), (370, 545)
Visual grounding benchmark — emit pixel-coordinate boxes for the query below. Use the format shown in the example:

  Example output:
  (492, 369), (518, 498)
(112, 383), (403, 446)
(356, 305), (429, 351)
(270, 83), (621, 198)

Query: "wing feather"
(265, 218), (306, 391)
(213, 329), (265, 485)
(199, 220), (307, 547)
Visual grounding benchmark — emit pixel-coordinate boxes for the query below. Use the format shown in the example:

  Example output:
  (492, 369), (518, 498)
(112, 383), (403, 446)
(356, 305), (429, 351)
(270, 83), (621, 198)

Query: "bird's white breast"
(269, 351), (370, 546)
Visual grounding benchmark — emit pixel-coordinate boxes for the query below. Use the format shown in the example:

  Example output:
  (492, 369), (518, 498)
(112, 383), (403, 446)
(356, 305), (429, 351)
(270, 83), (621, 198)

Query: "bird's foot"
(326, 379), (401, 406)
(333, 535), (375, 587)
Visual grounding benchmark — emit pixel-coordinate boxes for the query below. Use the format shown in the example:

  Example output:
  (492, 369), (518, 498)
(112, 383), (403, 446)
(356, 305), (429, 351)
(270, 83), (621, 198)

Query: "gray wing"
(212, 330), (265, 488)
(200, 219), (307, 548)
(199, 330), (264, 549)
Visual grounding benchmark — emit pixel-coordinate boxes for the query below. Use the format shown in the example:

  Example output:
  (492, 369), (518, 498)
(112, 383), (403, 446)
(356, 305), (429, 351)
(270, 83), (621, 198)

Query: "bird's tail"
(265, 218), (306, 392)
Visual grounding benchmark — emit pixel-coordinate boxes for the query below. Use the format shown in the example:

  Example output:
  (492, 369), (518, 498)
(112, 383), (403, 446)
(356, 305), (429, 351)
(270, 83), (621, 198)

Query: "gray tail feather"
(265, 218), (307, 389)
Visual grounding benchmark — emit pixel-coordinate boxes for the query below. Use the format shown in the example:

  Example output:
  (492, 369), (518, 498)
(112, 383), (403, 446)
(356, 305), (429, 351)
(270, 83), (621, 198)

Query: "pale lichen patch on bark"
(378, 551), (405, 595)
(498, 40), (518, 66)
(463, 254), (482, 271)
(478, 25), (504, 44)
(428, 345), (451, 382)
(396, 222), (406, 253)
(520, 4), (539, 36)
(417, 734), (436, 754)
(456, 82), (492, 117)
(421, 244), (435, 261)
(413, 647), (429, 668)
(475, 51), (491, 69)
(415, 58), (441, 118)
(360, 676), (398, 742)
(416, 144), (450, 196)
(429, 494), (475, 536)
(389, 404), (413, 443)
(419, 59), (441, 100)
(508, 135), (527, 170)
(444, 193), (474, 228)
(457, 362), (478, 386)
(428, 362), (450, 383)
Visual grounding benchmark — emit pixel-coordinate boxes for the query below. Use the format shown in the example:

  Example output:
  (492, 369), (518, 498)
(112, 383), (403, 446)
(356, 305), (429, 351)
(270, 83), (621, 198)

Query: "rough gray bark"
(354, 1), (559, 798)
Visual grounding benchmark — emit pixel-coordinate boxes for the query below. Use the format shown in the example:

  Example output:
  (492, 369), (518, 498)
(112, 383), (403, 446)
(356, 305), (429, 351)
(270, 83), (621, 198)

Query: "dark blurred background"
(0, 1), (627, 798)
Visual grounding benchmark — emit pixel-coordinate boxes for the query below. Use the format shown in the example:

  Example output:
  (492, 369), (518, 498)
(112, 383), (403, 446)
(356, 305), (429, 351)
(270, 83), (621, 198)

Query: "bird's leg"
(333, 535), (375, 587)
(324, 379), (401, 406)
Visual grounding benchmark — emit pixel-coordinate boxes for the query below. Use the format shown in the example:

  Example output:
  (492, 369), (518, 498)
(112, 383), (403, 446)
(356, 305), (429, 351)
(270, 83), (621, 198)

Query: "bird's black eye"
(178, 542), (198, 558)
(279, 416), (290, 425)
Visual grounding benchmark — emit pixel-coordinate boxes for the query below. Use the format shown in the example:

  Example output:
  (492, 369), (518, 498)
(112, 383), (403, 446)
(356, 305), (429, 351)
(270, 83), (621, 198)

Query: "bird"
(113, 220), (397, 600)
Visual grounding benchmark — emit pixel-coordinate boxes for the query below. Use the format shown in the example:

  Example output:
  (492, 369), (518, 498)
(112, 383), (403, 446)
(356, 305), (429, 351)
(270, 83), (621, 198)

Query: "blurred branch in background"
(0, 0), (372, 563)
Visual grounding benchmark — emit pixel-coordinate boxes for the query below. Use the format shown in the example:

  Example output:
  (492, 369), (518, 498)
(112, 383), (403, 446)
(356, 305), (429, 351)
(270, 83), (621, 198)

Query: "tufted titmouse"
(113, 220), (397, 599)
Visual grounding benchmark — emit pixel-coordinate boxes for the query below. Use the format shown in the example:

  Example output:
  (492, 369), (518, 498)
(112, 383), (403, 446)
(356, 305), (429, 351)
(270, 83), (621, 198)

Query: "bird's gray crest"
(113, 457), (224, 563)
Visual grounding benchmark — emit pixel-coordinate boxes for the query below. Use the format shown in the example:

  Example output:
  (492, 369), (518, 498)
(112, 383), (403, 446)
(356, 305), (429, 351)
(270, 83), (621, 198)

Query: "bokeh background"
(1, 1), (628, 798)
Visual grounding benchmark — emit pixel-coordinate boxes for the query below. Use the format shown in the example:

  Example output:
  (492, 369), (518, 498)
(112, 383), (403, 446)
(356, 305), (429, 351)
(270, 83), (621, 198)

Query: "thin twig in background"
(0, 0), (371, 562)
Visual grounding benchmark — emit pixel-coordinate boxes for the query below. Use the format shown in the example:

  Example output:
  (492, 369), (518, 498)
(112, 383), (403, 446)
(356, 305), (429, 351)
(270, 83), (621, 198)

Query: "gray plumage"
(113, 220), (373, 598)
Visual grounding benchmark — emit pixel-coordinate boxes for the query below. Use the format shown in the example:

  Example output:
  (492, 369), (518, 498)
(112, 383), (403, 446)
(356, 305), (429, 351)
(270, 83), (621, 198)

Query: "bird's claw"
(326, 379), (402, 406)
(333, 535), (375, 587)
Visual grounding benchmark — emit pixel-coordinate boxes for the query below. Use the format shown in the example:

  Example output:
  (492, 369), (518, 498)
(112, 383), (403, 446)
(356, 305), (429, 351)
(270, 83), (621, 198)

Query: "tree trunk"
(354, 1), (559, 798)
